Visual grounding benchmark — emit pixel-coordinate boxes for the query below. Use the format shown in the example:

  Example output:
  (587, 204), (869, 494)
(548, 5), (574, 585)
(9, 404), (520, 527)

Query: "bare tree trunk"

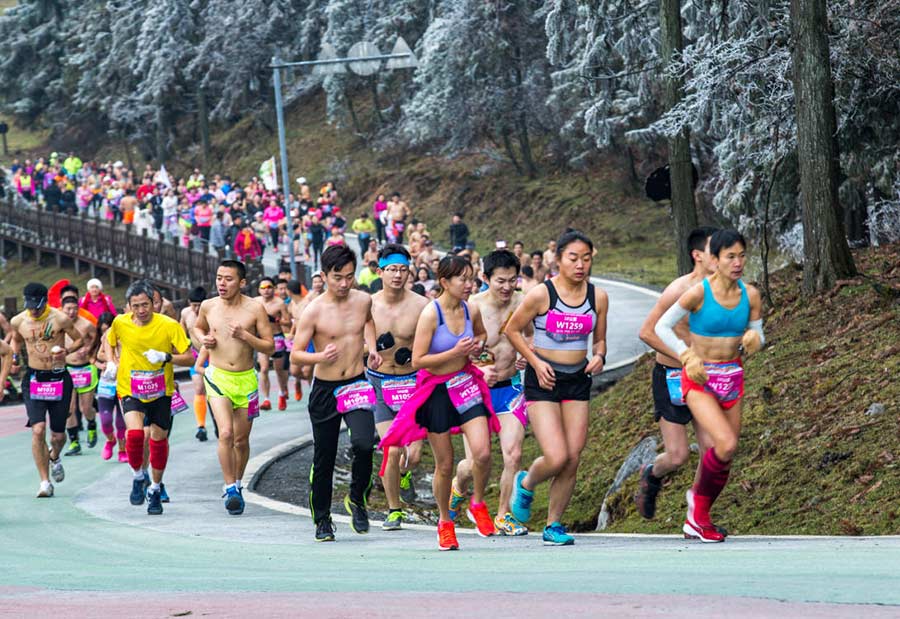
(197, 87), (211, 167)
(346, 93), (364, 137)
(500, 128), (524, 176)
(515, 112), (538, 179)
(370, 77), (385, 128)
(790, 0), (856, 294)
(660, 0), (698, 275)
(121, 133), (135, 172)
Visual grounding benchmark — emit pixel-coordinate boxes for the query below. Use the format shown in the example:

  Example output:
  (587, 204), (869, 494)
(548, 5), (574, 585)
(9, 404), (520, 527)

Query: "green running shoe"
(399, 470), (417, 504)
(382, 510), (405, 531)
(64, 440), (81, 456)
(87, 429), (98, 448)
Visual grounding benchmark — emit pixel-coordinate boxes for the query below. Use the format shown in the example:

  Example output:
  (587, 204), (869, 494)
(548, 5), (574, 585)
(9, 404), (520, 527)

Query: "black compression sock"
(390, 508), (402, 514)
(67, 427), (79, 442)
(87, 419), (97, 431)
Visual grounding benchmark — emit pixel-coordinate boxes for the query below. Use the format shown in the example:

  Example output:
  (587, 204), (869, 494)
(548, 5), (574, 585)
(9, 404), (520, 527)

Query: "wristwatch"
(165, 353), (173, 364)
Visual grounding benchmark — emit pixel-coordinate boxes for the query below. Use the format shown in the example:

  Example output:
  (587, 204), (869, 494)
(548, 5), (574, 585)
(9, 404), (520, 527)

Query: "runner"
(61, 296), (98, 455)
(150, 287), (178, 320)
(180, 287), (210, 442)
(290, 245), (381, 542)
(653, 229), (764, 542)
(94, 312), (127, 462)
(505, 230), (609, 546)
(9, 283), (84, 498)
(379, 255), (500, 550)
(285, 280), (306, 401)
(366, 244), (429, 531)
(105, 281), (193, 515)
(452, 249), (532, 535)
(0, 339), (12, 402)
(635, 227), (719, 522)
(254, 277), (291, 411)
(193, 260), (275, 515)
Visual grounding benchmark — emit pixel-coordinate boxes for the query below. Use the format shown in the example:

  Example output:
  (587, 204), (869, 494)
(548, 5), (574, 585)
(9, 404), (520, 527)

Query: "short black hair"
(368, 261), (378, 269)
(710, 229), (747, 257)
(97, 311), (115, 331)
(60, 284), (79, 298)
(258, 276), (275, 287)
(312, 273), (323, 282)
(188, 286), (207, 303)
(530, 250), (543, 259)
(513, 240), (524, 248)
(687, 227), (719, 265)
(61, 296), (78, 307)
(411, 283), (426, 296)
(378, 243), (411, 262)
(286, 280), (302, 295)
(556, 229), (593, 256)
(219, 259), (246, 281)
(483, 249), (521, 279)
(321, 244), (357, 274)
(521, 265), (534, 278)
(125, 280), (155, 303)
(278, 265), (291, 275)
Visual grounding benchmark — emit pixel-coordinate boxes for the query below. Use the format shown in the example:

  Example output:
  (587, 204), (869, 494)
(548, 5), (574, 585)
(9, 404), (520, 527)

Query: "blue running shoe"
(510, 471), (533, 523)
(130, 476), (146, 506)
(224, 486), (243, 515)
(147, 489), (163, 515)
(159, 483), (170, 503)
(542, 522), (574, 546)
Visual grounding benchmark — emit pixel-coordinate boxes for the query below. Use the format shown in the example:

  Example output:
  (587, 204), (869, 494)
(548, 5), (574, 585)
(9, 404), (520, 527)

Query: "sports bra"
(689, 278), (750, 338)
(429, 301), (473, 355)
(532, 280), (596, 351)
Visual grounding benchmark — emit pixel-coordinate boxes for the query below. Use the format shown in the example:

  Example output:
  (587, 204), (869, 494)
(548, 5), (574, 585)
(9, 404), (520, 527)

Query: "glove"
(741, 330), (762, 356)
(680, 349), (708, 384)
(376, 332), (395, 352)
(143, 349), (169, 364)
(50, 345), (64, 354)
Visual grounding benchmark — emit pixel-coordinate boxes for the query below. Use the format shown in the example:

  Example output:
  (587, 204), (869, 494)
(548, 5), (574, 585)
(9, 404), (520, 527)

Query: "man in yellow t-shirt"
(106, 281), (193, 515)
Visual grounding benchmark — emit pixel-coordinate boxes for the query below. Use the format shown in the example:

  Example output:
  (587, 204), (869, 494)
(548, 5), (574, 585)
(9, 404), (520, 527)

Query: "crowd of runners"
(3, 158), (765, 550)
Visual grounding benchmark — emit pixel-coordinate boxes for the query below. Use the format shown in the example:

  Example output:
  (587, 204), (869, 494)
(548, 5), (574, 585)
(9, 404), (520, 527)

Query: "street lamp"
(270, 38), (418, 281)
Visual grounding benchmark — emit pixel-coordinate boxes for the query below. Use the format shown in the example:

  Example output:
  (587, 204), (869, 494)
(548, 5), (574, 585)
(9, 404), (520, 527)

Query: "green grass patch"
(0, 258), (128, 312)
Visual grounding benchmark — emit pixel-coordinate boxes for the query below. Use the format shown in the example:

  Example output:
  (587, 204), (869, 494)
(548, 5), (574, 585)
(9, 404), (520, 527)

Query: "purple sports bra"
(429, 301), (473, 355)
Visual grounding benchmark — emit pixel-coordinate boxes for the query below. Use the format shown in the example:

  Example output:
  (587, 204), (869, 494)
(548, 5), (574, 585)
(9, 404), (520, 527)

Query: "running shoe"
(542, 522), (575, 546)
(495, 512), (528, 536)
(278, 395), (287, 411)
(315, 517), (336, 542)
(130, 476), (146, 506)
(260, 399), (272, 411)
(344, 495), (370, 534)
(466, 501), (496, 537)
(399, 470), (417, 504)
(196, 426), (208, 442)
(683, 519), (725, 542)
(684, 488), (728, 539)
(118, 450), (129, 463)
(224, 486), (243, 515)
(50, 458), (65, 483)
(510, 471), (533, 524)
(437, 520), (459, 551)
(294, 382), (303, 401)
(635, 464), (662, 520)
(87, 429), (98, 448)
(382, 510), (405, 531)
(447, 483), (467, 521)
(159, 483), (170, 503)
(101, 440), (115, 461)
(36, 481), (54, 498)
(143, 474), (151, 492)
(64, 440), (82, 456)
(147, 488), (163, 515)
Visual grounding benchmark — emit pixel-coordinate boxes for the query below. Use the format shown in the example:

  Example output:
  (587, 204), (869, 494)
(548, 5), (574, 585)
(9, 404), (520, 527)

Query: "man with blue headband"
(368, 244), (429, 530)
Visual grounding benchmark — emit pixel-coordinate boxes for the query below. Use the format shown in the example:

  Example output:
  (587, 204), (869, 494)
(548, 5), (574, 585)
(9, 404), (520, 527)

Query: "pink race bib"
(545, 310), (592, 342)
(69, 367), (94, 389)
(334, 380), (377, 414)
(130, 370), (166, 401)
(285, 338), (294, 352)
(247, 391), (260, 419)
(703, 362), (744, 403)
(274, 334), (286, 353)
(382, 377), (417, 412)
(170, 392), (189, 415)
(447, 372), (483, 412)
(30, 379), (64, 401)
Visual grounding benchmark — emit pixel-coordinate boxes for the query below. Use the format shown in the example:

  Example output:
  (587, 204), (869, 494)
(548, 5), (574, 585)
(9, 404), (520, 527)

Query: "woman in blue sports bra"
(654, 229), (765, 542)
(505, 230), (609, 546)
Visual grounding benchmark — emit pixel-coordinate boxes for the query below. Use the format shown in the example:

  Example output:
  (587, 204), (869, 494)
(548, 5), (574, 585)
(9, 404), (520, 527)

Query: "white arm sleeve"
(654, 303), (690, 357)
(748, 319), (765, 346)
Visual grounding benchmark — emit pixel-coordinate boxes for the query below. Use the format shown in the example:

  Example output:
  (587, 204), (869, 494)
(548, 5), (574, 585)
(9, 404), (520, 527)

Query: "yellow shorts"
(204, 365), (258, 410)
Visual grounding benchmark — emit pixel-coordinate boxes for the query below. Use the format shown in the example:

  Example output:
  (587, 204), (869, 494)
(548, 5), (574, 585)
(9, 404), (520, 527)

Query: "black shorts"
(415, 383), (489, 434)
(23, 369), (73, 433)
(308, 373), (371, 424)
(122, 395), (173, 431)
(652, 363), (692, 425)
(524, 364), (591, 403)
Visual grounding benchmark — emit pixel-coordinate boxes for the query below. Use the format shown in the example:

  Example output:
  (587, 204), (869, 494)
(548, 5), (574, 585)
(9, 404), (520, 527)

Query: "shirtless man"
(10, 283), (83, 497)
(362, 239), (380, 265)
(530, 251), (547, 282)
(387, 193), (411, 243)
(150, 287), (177, 320)
(449, 250), (533, 535)
(290, 245), (382, 542)
(364, 244), (429, 530)
(519, 265), (539, 294)
(254, 277), (291, 411)
(61, 296), (98, 455)
(635, 227), (719, 520)
(543, 240), (559, 276)
(193, 260), (274, 515)
(180, 287), (210, 442)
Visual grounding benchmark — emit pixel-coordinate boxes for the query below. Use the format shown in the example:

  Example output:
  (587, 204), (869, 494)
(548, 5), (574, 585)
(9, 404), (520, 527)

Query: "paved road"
(1, 389), (898, 618)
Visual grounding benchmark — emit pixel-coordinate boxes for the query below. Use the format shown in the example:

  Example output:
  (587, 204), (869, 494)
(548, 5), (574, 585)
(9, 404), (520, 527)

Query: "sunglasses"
(259, 284), (274, 290)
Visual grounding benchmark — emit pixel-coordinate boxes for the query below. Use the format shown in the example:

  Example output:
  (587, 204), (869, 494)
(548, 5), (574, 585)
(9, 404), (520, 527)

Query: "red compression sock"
(126, 430), (145, 470)
(693, 449), (732, 525)
(149, 438), (169, 471)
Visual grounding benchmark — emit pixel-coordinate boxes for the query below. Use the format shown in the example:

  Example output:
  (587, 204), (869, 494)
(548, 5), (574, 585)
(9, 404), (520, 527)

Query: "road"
(0, 389), (897, 618)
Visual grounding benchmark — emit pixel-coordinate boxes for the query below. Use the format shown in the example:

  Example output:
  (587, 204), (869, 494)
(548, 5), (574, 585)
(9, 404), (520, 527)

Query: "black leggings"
(311, 243), (324, 270)
(309, 409), (376, 523)
(270, 227), (280, 248)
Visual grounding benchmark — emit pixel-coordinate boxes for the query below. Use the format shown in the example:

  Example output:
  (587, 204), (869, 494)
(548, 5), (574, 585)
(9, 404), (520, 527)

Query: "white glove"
(50, 345), (64, 354)
(143, 349), (169, 364)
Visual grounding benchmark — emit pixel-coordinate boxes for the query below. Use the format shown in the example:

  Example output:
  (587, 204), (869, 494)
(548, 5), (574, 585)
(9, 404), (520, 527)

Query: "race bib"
(97, 379), (117, 399)
(247, 390), (260, 419)
(507, 388), (526, 417)
(285, 338), (294, 352)
(170, 392), (189, 416)
(447, 371), (483, 413)
(274, 334), (286, 353)
(30, 379), (64, 401)
(69, 366), (94, 389)
(381, 376), (417, 412)
(130, 370), (166, 401)
(333, 380), (377, 414)
(545, 310), (592, 342)
(666, 368), (685, 406)
(703, 362), (744, 403)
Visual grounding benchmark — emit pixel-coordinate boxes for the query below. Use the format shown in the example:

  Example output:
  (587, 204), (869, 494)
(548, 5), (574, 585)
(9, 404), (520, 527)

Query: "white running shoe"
(50, 458), (65, 483)
(37, 481), (54, 498)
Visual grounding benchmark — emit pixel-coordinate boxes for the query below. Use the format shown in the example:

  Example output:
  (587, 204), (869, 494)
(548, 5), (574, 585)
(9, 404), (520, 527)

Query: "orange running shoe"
(260, 399), (272, 411)
(437, 520), (459, 551)
(278, 395), (287, 411)
(294, 382), (303, 401)
(466, 500), (496, 538)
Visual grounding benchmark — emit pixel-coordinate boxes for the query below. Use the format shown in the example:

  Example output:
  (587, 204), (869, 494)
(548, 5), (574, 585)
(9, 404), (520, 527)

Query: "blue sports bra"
(429, 301), (473, 354)
(689, 279), (750, 338)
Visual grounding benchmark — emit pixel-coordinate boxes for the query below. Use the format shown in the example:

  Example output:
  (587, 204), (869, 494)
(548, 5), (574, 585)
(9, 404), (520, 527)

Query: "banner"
(259, 157), (278, 191)
(156, 164), (173, 189)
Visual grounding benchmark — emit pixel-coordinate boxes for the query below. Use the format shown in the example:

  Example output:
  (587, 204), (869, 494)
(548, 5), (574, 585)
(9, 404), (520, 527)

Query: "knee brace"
(126, 430), (144, 470)
(149, 438), (169, 471)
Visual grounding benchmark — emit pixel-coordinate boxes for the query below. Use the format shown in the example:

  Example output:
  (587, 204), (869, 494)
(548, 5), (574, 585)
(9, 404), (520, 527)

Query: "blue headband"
(378, 254), (410, 269)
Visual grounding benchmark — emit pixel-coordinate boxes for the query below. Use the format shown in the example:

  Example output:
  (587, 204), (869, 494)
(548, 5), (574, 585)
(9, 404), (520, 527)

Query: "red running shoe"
(294, 382), (303, 401)
(278, 395), (287, 411)
(437, 520), (459, 551)
(685, 488), (728, 541)
(466, 500), (497, 537)
(683, 519), (725, 543)
(260, 399), (272, 411)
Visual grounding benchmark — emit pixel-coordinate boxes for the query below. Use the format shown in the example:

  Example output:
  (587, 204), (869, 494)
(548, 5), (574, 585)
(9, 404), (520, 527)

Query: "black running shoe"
(635, 464), (662, 520)
(315, 517), (336, 542)
(147, 488), (163, 515)
(344, 496), (370, 534)
(130, 476), (146, 506)
(196, 427), (208, 442)
(159, 483), (170, 503)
